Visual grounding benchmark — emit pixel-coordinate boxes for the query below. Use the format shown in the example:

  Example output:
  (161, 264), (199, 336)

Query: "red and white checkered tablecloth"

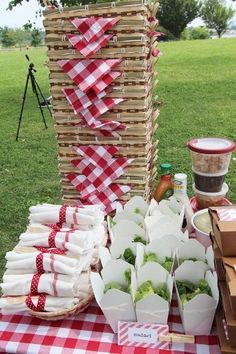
(0, 295), (220, 354)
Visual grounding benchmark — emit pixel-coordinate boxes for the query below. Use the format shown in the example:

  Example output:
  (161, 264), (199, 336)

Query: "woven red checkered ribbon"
(25, 294), (46, 312)
(35, 247), (66, 255)
(30, 274), (41, 295)
(48, 230), (57, 248)
(73, 145), (119, 167)
(57, 59), (121, 92)
(36, 253), (44, 274)
(70, 17), (121, 43)
(63, 87), (108, 114)
(66, 34), (113, 58)
(59, 204), (67, 224)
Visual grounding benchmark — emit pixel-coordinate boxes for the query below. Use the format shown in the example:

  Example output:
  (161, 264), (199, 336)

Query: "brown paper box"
(209, 207), (236, 257)
(223, 260), (236, 319)
(219, 282), (236, 347)
(212, 236), (225, 281)
(216, 306), (236, 354)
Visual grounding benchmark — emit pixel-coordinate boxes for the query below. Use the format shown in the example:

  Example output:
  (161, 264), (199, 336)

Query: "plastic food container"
(190, 196), (232, 213)
(193, 183), (229, 210)
(187, 137), (235, 174)
(191, 209), (212, 249)
(192, 168), (228, 192)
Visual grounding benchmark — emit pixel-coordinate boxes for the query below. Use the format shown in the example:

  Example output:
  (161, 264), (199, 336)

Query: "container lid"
(192, 183), (229, 197)
(160, 163), (172, 174)
(187, 137), (235, 154)
(192, 167), (228, 177)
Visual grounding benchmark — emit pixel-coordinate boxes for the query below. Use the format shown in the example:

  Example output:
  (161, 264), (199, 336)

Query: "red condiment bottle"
(153, 163), (174, 202)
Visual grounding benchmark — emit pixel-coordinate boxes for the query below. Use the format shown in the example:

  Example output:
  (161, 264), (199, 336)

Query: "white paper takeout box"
(176, 239), (214, 270)
(135, 237), (179, 273)
(108, 238), (137, 261)
(90, 256), (136, 333)
(174, 261), (219, 335)
(124, 196), (149, 216)
(132, 262), (173, 325)
(109, 220), (147, 244)
(145, 214), (188, 243)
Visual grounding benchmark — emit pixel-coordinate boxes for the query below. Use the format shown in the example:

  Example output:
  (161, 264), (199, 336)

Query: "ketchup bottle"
(153, 163), (174, 202)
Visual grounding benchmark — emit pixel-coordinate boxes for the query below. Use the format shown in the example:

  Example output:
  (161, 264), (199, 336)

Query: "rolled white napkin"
(1, 271), (91, 298)
(29, 204), (104, 226)
(5, 250), (90, 276)
(0, 295), (80, 314)
(1, 273), (77, 297)
(18, 230), (94, 254)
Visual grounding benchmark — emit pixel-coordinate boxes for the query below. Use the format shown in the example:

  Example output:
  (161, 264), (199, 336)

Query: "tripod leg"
(16, 73), (30, 141)
(30, 74), (48, 129)
(33, 77), (52, 117)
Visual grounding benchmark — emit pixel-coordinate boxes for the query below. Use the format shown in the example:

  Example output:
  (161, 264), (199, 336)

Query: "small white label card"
(118, 321), (169, 349)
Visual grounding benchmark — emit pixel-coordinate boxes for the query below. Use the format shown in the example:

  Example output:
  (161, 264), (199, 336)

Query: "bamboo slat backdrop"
(43, 0), (159, 206)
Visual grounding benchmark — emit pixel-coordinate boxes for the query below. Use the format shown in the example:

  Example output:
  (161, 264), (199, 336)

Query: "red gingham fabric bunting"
(79, 97), (125, 123)
(73, 157), (133, 184)
(92, 71), (121, 94)
(25, 294), (46, 312)
(83, 184), (131, 209)
(62, 87), (108, 114)
(73, 145), (119, 167)
(66, 33), (113, 58)
(57, 59), (121, 92)
(70, 17), (121, 43)
(68, 157), (133, 197)
(71, 183), (131, 210)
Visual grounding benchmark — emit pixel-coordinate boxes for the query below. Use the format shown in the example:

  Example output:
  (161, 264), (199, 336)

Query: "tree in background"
(31, 28), (42, 47)
(157, 0), (202, 39)
(1, 26), (16, 47)
(13, 28), (27, 50)
(201, 0), (235, 38)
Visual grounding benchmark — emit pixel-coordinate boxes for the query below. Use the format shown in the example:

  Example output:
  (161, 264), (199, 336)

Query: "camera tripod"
(16, 55), (52, 141)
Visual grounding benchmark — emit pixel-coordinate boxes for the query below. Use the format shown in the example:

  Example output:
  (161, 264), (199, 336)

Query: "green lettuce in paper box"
(108, 238), (137, 266)
(174, 261), (219, 335)
(176, 239), (214, 270)
(109, 219), (148, 245)
(90, 253), (136, 333)
(131, 261), (173, 325)
(136, 238), (179, 273)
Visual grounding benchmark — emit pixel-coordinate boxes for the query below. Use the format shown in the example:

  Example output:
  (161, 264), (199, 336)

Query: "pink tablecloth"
(0, 295), (220, 354)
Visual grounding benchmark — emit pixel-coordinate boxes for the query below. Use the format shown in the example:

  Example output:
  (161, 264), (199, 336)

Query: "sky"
(0, 0), (235, 29)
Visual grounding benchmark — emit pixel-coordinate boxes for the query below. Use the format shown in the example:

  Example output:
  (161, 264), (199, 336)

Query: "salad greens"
(142, 252), (173, 272)
(134, 208), (142, 214)
(135, 280), (170, 303)
(117, 247), (136, 265)
(176, 279), (212, 306)
(133, 234), (147, 245)
(104, 268), (132, 294)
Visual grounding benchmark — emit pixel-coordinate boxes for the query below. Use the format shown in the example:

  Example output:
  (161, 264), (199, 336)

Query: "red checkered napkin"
(70, 157), (133, 197)
(67, 175), (130, 208)
(92, 71), (121, 94)
(73, 145), (119, 167)
(57, 59), (121, 92)
(79, 97), (124, 123)
(62, 87), (108, 114)
(66, 34), (113, 58)
(70, 17), (121, 43)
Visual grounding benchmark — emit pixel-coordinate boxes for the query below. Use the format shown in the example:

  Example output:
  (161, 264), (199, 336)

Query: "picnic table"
(0, 295), (220, 354)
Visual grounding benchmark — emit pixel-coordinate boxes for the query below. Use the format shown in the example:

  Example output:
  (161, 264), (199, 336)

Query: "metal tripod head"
(25, 55), (37, 93)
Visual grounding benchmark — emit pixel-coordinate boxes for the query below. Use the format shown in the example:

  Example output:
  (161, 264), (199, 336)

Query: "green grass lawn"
(0, 38), (236, 277)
